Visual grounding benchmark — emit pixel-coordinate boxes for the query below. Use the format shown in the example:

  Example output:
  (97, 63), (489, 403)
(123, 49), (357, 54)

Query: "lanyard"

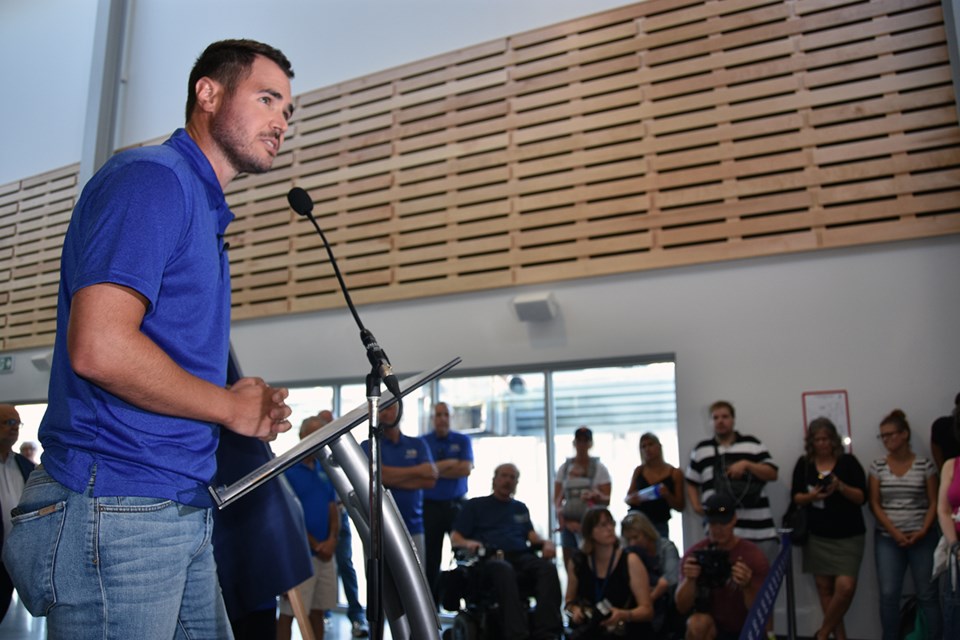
(593, 548), (617, 603)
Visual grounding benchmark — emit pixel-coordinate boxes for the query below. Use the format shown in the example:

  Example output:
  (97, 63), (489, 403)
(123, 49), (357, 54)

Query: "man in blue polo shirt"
(451, 463), (563, 640)
(3, 40), (295, 639)
(361, 402), (437, 560)
(278, 416), (339, 640)
(421, 401), (473, 606)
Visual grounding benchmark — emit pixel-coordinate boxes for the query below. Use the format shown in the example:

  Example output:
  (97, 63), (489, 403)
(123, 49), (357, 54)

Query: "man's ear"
(194, 76), (223, 114)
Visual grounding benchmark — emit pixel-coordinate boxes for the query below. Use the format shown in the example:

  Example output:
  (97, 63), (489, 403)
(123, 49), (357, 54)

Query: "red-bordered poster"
(802, 390), (852, 453)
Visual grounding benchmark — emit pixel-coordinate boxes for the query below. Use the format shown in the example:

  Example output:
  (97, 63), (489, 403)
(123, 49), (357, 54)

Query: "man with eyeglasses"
(0, 404), (34, 622)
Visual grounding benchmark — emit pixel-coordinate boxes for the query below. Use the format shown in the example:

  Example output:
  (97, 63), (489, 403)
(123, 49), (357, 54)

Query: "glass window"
(12, 402), (46, 463)
(272, 385), (334, 455)
(550, 362), (680, 545)
(437, 373), (549, 533)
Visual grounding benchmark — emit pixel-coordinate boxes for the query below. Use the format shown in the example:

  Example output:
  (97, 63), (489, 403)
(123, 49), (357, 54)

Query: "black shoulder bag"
(781, 463), (810, 546)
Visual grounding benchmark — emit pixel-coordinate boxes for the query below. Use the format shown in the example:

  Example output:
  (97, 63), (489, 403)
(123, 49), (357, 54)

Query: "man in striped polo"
(685, 400), (780, 565)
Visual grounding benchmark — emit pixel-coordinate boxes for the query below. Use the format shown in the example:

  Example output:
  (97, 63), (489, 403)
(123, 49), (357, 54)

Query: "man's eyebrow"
(262, 88), (295, 120)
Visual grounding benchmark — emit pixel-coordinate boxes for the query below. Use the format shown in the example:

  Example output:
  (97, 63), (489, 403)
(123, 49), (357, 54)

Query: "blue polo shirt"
(421, 430), (473, 501)
(453, 495), (534, 553)
(361, 433), (433, 534)
(39, 128), (233, 507)
(284, 461), (337, 543)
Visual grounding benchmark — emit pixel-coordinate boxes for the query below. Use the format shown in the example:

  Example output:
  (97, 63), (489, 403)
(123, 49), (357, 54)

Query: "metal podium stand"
(210, 358), (460, 640)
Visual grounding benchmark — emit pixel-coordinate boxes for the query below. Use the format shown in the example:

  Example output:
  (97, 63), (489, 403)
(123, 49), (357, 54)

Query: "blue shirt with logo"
(453, 495), (534, 553)
(284, 461), (337, 543)
(361, 433), (433, 534)
(421, 430), (473, 501)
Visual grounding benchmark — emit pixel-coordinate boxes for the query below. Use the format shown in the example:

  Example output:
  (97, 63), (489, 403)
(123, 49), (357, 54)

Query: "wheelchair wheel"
(452, 611), (481, 640)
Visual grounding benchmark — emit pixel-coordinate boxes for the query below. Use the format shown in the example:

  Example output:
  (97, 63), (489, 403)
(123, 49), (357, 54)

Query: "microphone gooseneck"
(286, 187), (403, 411)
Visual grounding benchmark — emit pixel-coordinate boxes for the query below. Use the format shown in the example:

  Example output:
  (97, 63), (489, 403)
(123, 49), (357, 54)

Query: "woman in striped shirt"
(868, 409), (941, 640)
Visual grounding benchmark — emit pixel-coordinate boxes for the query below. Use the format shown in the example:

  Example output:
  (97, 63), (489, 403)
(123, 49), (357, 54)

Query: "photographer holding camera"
(676, 494), (769, 640)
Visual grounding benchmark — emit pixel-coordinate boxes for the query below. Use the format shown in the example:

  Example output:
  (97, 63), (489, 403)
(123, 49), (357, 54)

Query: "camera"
(814, 472), (833, 489)
(694, 545), (731, 588)
(566, 598), (625, 638)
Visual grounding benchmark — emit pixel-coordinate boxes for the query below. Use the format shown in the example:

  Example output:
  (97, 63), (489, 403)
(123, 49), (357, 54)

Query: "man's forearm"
(68, 286), (235, 425)
(382, 463), (437, 489)
(67, 284), (290, 439)
(749, 461), (778, 482)
(436, 459), (472, 479)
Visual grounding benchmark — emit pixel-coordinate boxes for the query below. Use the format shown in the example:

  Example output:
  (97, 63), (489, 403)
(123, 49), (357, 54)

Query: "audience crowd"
(7, 392), (960, 639)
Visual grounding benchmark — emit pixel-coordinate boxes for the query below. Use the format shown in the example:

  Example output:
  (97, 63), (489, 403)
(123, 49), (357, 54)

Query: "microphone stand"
(366, 373), (384, 639)
(288, 187), (401, 640)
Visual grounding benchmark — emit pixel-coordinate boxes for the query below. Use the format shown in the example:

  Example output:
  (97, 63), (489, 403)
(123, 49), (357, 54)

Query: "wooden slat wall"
(2, 0), (959, 348)
(0, 165), (77, 348)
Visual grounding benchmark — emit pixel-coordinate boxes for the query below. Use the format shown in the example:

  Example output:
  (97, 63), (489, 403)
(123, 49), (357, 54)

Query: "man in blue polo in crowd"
(451, 463), (562, 640)
(277, 416), (340, 640)
(361, 402), (437, 560)
(421, 401), (474, 607)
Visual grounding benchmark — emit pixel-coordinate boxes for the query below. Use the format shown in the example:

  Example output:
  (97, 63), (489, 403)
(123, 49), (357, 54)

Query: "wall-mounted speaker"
(512, 292), (558, 322)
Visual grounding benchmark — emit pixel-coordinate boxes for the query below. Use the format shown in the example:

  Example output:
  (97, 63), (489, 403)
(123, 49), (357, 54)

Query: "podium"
(209, 358), (461, 640)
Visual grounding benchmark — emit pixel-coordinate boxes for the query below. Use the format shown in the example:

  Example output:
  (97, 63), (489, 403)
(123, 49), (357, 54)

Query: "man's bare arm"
(67, 283), (290, 438)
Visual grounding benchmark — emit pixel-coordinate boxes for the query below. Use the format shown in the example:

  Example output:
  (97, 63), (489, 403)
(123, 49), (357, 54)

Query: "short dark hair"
(185, 39), (294, 123)
(710, 400), (735, 418)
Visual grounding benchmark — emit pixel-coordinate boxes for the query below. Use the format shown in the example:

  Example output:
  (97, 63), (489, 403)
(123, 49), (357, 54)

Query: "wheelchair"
(439, 545), (541, 640)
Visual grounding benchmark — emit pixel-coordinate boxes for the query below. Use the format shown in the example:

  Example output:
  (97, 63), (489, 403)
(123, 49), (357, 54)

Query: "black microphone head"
(287, 187), (314, 217)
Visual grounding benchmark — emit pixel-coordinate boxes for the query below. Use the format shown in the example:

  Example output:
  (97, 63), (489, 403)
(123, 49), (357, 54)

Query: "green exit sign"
(0, 355), (13, 373)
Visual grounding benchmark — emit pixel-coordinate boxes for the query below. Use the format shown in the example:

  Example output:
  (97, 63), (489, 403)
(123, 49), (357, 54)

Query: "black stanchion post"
(784, 533), (796, 640)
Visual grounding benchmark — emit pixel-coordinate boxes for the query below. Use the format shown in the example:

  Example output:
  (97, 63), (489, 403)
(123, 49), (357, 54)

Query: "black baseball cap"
(703, 494), (736, 524)
(574, 426), (593, 441)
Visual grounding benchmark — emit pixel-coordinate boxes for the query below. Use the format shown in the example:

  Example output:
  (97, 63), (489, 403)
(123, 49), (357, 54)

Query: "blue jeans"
(336, 507), (365, 624)
(2, 468), (232, 640)
(942, 564), (960, 640)
(874, 529), (941, 640)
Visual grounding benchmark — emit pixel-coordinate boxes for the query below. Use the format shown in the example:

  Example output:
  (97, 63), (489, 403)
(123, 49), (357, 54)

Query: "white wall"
(0, 0), (632, 186)
(2, 1), (960, 636)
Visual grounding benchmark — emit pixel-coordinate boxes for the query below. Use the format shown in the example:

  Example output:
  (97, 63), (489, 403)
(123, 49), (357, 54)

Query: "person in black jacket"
(790, 417), (867, 640)
(0, 404), (36, 622)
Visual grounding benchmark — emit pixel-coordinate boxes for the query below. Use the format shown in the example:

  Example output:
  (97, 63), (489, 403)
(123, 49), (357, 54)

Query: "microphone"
(287, 187), (403, 406)
(287, 186), (314, 217)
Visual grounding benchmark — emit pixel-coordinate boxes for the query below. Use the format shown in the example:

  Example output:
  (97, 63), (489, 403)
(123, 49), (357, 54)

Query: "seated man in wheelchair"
(448, 463), (563, 640)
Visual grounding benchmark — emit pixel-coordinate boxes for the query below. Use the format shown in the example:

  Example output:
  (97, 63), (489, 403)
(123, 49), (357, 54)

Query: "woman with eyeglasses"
(564, 507), (653, 638)
(790, 417), (866, 640)
(868, 409), (941, 640)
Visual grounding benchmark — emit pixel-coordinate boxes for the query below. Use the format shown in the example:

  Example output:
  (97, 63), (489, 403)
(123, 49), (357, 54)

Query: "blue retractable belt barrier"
(740, 533), (792, 640)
